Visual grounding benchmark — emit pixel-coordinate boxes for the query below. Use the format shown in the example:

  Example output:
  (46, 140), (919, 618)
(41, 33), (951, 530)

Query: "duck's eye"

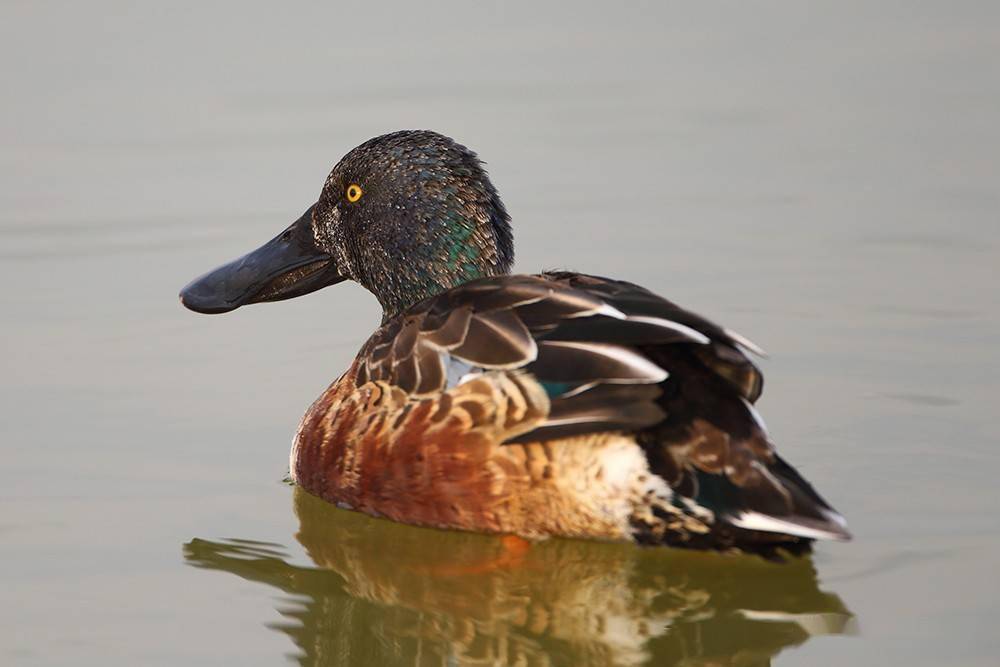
(345, 184), (363, 203)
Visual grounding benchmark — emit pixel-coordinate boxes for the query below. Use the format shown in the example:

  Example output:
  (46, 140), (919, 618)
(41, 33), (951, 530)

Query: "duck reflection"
(184, 488), (853, 666)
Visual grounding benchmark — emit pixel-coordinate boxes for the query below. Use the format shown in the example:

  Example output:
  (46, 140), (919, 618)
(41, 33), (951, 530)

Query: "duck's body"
(294, 363), (662, 542)
(182, 130), (849, 554)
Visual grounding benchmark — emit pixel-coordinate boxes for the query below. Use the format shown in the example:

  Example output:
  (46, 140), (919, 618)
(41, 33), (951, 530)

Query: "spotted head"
(180, 130), (514, 318)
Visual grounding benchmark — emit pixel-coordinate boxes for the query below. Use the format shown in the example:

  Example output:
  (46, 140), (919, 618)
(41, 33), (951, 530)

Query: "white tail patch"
(730, 511), (852, 541)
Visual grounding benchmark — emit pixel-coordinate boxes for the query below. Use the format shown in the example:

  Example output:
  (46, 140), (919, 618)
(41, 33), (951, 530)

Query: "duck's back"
(290, 272), (849, 554)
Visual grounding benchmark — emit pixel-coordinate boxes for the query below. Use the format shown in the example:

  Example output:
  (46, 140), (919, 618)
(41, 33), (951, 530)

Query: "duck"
(180, 129), (850, 555)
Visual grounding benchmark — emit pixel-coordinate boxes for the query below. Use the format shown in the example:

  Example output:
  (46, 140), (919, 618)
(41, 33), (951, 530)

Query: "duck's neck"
(373, 260), (498, 323)
(362, 209), (514, 322)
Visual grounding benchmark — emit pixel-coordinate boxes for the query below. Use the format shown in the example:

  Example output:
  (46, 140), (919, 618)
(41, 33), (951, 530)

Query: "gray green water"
(2, 3), (998, 665)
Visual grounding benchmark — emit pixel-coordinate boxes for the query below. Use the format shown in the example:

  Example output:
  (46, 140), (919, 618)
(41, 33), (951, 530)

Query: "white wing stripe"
(730, 511), (850, 541)
(723, 328), (768, 356)
(625, 315), (711, 344)
(539, 341), (669, 383)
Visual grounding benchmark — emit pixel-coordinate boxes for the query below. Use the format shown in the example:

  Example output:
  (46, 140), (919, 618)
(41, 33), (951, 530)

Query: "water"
(2, 2), (998, 665)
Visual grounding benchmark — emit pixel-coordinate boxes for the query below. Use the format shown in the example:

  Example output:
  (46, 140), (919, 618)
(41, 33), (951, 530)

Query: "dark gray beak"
(180, 205), (346, 314)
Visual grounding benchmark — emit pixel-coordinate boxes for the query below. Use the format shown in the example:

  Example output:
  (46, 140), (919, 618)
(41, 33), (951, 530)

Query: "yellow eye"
(345, 184), (363, 203)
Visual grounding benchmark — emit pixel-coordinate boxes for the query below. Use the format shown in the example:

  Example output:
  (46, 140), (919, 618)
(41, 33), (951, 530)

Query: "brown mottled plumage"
(181, 130), (850, 555)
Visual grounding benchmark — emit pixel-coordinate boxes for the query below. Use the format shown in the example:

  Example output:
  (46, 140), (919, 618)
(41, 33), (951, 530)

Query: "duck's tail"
(637, 346), (850, 554)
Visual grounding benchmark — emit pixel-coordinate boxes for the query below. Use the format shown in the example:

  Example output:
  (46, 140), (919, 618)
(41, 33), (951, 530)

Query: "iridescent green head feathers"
(311, 130), (514, 317)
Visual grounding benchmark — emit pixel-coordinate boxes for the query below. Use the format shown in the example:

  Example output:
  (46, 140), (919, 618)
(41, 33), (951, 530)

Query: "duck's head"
(180, 130), (513, 319)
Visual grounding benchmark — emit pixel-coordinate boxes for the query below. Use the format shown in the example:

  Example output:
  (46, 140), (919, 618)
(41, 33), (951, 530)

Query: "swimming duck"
(180, 130), (850, 554)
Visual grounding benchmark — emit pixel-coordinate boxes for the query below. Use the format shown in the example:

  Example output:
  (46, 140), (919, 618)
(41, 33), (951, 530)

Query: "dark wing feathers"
(638, 345), (848, 541)
(421, 307), (472, 349)
(544, 314), (700, 345)
(356, 272), (846, 542)
(693, 342), (763, 403)
(414, 342), (446, 395)
(359, 272), (760, 425)
(451, 309), (536, 367)
(543, 271), (764, 402)
(531, 341), (667, 385)
(507, 384), (666, 443)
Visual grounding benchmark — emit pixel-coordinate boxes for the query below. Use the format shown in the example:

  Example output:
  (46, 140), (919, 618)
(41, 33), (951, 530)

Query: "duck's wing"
(357, 272), (848, 543)
(539, 273), (849, 543)
(358, 272), (761, 432)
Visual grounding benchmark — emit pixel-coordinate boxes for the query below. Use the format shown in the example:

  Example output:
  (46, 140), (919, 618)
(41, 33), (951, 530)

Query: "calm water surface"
(2, 3), (998, 665)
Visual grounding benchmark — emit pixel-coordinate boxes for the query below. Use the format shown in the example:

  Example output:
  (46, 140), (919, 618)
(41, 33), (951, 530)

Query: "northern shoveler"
(180, 130), (849, 555)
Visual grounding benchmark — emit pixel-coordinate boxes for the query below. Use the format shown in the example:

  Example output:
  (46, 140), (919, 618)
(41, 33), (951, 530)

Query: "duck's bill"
(179, 205), (346, 314)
